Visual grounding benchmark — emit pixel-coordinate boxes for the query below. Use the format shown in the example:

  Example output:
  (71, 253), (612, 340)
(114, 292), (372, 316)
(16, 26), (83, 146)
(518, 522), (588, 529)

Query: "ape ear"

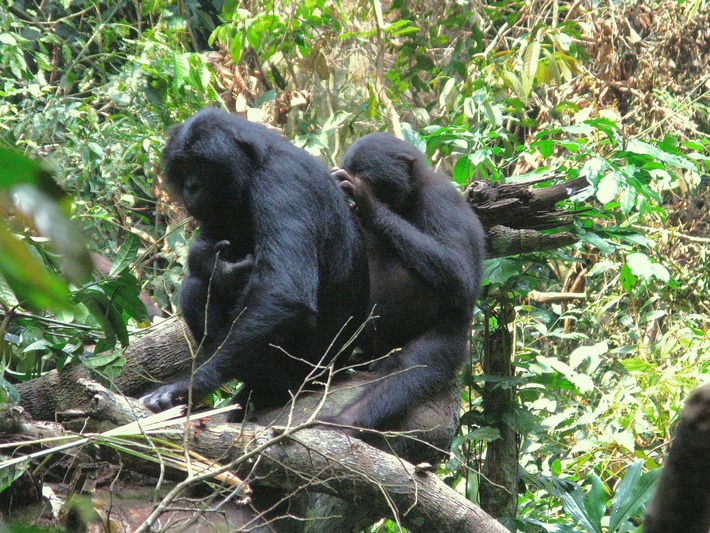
(236, 137), (266, 163)
(225, 124), (267, 164)
(394, 152), (420, 177)
(395, 152), (417, 166)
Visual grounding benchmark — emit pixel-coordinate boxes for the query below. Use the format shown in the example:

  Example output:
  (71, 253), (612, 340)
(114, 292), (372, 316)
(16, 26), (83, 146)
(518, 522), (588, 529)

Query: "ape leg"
(331, 321), (468, 431)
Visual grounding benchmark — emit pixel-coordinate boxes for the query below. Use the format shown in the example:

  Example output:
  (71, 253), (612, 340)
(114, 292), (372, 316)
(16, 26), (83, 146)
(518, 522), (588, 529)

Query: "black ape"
(141, 108), (368, 415)
(332, 133), (485, 432)
(643, 383), (710, 533)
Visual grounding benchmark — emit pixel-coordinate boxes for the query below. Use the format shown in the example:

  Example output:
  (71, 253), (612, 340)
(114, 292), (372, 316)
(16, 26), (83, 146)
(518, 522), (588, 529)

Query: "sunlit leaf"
(626, 253), (654, 280)
(596, 172), (620, 204)
(522, 40), (540, 100)
(0, 220), (71, 312)
(620, 262), (637, 291)
(569, 341), (607, 373)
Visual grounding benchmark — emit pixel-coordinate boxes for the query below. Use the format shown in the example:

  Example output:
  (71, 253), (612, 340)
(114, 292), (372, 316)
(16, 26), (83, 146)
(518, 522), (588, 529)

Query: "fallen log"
(3, 382), (507, 533)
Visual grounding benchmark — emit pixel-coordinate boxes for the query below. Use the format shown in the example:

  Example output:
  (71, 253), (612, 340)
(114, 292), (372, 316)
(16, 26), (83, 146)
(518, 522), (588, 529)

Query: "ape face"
(162, 112), (260, 223)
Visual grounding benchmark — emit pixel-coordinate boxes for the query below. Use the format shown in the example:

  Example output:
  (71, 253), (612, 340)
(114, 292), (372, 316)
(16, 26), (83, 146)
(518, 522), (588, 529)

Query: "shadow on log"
(14, 319), (478, 531)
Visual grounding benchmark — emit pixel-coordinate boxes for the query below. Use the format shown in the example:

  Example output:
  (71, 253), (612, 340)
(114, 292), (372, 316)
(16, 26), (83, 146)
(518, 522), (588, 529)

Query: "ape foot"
(140, 383), (189, 413)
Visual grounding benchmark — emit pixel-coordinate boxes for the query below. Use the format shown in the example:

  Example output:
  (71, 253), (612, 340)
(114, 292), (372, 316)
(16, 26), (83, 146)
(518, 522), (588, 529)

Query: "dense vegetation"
(0, 0), (709, 530)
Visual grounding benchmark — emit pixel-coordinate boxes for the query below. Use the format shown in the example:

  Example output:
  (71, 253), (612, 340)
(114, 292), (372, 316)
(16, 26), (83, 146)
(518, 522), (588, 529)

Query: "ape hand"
(214, 239), (233, 257)
(140, 382), (189, 413)
(332, 168), (378, 224)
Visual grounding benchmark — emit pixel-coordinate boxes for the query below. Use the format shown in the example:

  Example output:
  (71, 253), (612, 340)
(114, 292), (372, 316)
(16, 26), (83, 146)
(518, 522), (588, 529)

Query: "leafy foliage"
(0, 0), (709, 531)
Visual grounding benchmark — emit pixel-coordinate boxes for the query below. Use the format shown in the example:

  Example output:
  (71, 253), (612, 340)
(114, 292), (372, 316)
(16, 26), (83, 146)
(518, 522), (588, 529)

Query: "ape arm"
(142, 186), (320, 412)
(340, 172), (481, 305)
(180, 237), (253, 344)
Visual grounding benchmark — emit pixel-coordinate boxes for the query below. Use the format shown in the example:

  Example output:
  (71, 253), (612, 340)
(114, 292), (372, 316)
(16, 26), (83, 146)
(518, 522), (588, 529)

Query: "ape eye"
(184, 175), (202, 194)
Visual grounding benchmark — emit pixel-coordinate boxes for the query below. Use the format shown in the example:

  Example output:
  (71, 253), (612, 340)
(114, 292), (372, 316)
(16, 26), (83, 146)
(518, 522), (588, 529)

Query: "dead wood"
(468, 175), (589, 257)
(3, 383), (507, 533)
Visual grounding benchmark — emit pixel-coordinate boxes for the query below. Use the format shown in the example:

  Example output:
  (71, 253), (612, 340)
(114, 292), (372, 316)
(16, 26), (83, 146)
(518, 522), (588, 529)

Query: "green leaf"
(172, 53), (191, 93)
(536, 139), (554, 158)
(104, 273), (149, 322)
(110, 234), (140, 276)
(596, 172), (621, 204)
(626, 253), (654, 280)
(585, 117), (620, 145)
(0, 148), (66, 201)
(452, 157), (475, 185)
(551, 458), (562, 476)
(625, 139), (695, 171)
(439, 77), (456, 109)
(619, 186), (636, 215)
(502, 71), (524, 100)
(483, 258), (523, 286)
(467, 427), (501, 442)
(229, 36), (244, 63)
(0, 377), (20, 405)
(536, 356), (593, 393)
(522, 40), (540, 100)
(0, 221), (72, 313)
(583, 474), (606, 532)
(0, 457), (29, 493)
(12, 185), (93, 284)
(620, 262), (637, 292)
(81, 351), (123, 369)
(560, 485), (601, 533)
(651, 263), (670, 283)
(609, 461), (659, 530)
(73, 287), (129, 349)
(569, 341), (607, 373)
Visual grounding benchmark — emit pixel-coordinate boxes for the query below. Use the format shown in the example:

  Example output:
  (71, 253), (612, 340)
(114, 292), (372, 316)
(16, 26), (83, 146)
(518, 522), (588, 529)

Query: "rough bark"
(467, 176), (588, 257)
(3, 384), (508, 533)
(480, 302), (518, 520)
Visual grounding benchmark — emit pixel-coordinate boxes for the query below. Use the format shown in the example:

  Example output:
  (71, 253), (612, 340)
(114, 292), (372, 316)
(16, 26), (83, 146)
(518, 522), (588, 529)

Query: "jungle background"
(0, 0), (709, 531)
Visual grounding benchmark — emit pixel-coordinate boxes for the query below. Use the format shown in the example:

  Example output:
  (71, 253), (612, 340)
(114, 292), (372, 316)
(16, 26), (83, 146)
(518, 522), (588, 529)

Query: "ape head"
(161, 108), (267, 222)
(341, 133), (427, 212)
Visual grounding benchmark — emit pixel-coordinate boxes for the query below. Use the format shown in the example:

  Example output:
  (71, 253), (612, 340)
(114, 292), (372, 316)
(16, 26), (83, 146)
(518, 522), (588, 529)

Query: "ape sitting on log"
(141, 108), (369, 418)
(331, 133), (486, 433)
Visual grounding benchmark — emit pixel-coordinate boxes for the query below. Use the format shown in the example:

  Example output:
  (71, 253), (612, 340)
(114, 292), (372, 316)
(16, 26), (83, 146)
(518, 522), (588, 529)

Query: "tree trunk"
(479, 302), (519, 519)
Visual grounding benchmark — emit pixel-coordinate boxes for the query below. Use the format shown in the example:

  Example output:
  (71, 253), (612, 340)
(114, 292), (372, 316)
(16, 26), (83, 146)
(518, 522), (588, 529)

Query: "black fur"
(332, 133), (486, 432)
(140, 108), (368, 416)
(643, 383), (710, 533)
